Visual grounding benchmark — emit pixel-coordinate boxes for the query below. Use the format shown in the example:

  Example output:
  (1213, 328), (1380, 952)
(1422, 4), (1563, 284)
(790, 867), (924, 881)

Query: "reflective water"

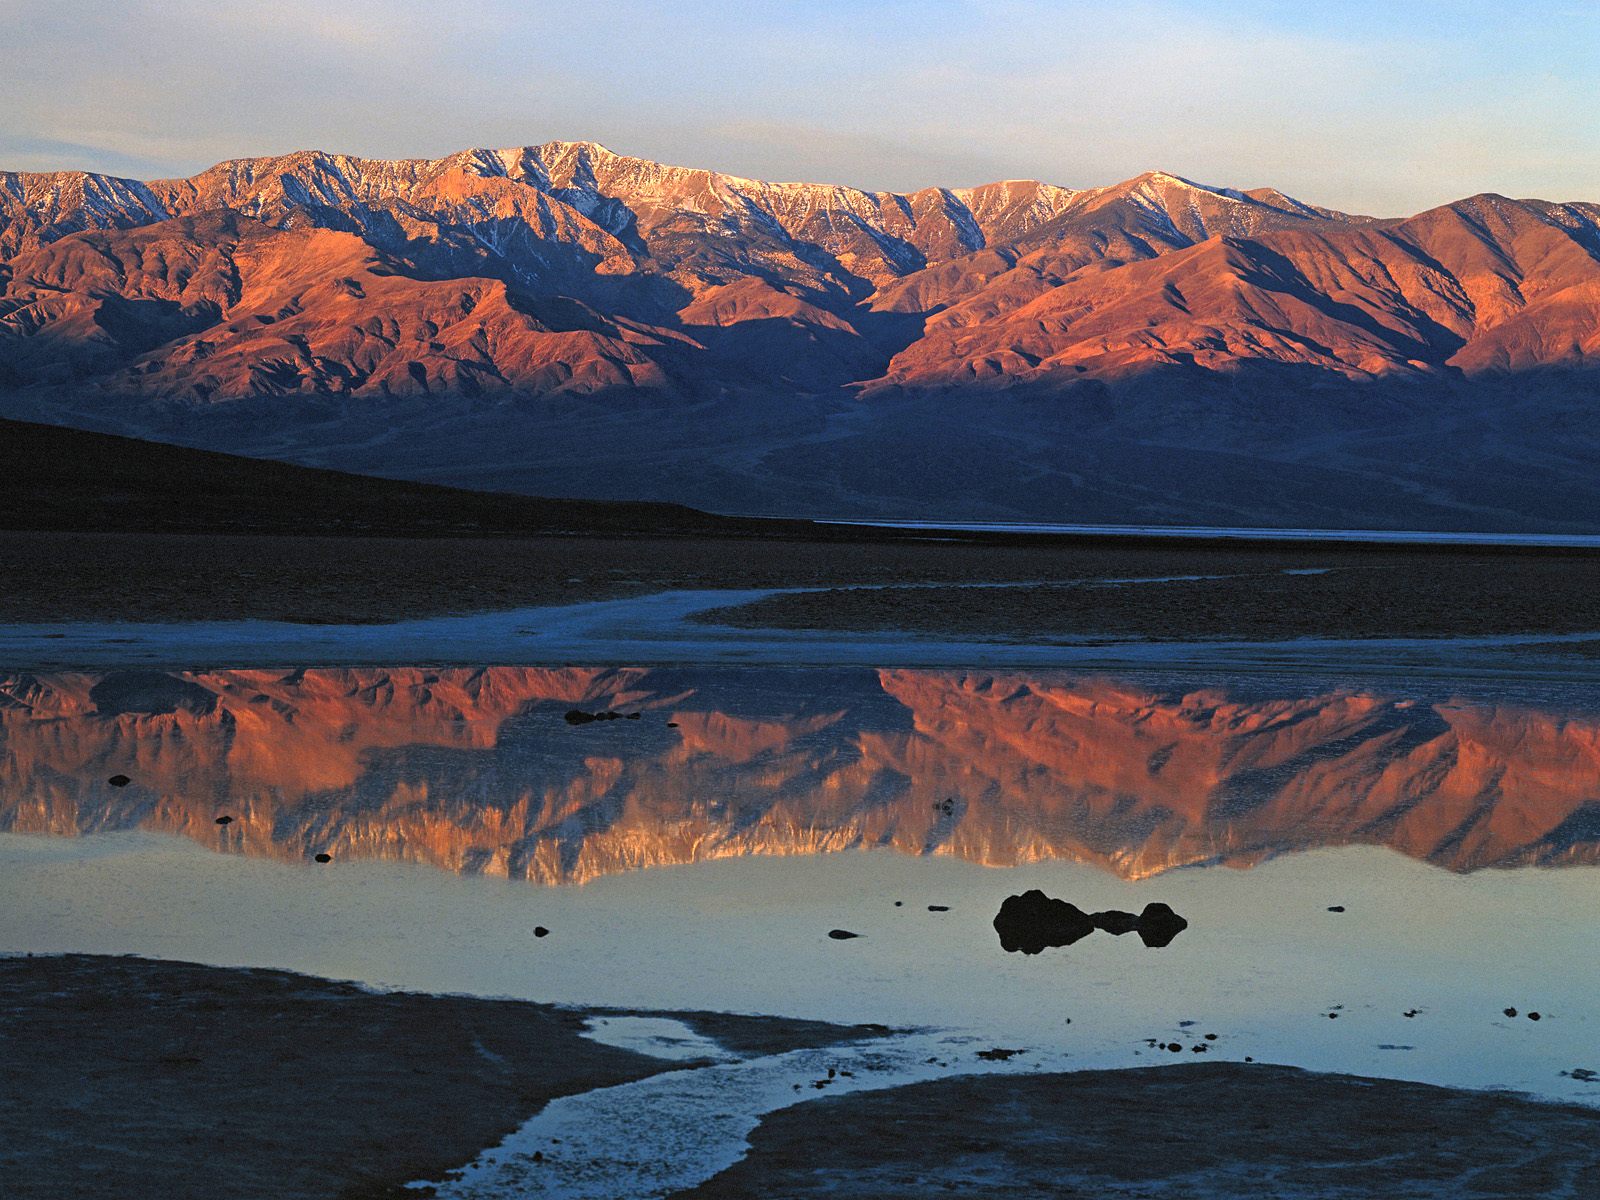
(1, 662), (1598, 1110)
(5, 665), (1600, 880)
(4, 588), (1599, 675)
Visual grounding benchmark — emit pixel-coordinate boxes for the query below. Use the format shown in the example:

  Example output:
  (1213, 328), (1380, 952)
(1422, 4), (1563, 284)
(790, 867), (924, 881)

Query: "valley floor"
(5, 530), (1600, 645)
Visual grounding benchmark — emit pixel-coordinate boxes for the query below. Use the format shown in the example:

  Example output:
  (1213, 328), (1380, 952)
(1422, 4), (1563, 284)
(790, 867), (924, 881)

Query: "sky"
(2, 0), (1597, 215)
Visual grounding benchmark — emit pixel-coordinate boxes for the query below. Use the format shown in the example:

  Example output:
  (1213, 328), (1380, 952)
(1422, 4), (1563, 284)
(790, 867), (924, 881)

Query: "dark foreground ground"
(0, 954), (863, 1200)
(686, 1065), (1600, 1199)
(7, 530), (1600, 640)
(6, 956), (1597, 1200)
(695, 554), (1600, 643)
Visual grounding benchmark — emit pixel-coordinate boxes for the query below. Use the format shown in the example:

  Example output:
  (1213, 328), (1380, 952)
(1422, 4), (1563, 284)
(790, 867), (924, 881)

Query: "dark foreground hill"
(0, 417), (756, 537)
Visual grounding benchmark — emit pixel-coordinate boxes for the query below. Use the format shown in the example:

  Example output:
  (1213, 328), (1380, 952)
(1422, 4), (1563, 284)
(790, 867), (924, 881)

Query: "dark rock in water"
(1091, 909), (1139, 936)
(1135, 902), (1188, 948)
(214, 815), (233, 825)
(534, 927), (549, 938)
(90, 671), (218, 717)
(564, 709), (628, 725)
(314, 853), (332, 864)
(1505, 1007), (1518, 1018)
(975, 1047), (1023, 1061)
(893, 901), (903, 907)
(1529, 1012), (1542, 1021)
(1167, 1043), (1182, 1053)
(1327, 905), (1346, 913)
(1327, 1012), (1339, 1019)
(827, 929), (861, 940)
(993, 890), (1095, 955)
(107, 775), (131, 788)
(1566, 1068), (1597, 1082)
(1204, 1033), (1218, 1041)
(927, 905), (950, 912)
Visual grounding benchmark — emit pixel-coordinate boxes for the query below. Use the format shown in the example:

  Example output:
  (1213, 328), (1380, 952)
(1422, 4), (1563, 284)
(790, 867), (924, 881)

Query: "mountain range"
(4, 142), (1600, 528)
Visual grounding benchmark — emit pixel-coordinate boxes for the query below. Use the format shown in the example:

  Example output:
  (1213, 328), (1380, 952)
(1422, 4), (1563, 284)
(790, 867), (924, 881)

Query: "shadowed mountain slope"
(0, 416), (758, 536)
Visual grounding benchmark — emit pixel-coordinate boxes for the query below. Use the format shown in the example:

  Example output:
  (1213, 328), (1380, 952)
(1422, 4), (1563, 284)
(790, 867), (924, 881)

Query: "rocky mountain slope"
(4, 142), (1600, 527)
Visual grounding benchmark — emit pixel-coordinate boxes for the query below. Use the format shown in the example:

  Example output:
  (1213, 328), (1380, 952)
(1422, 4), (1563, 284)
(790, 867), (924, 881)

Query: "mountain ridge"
(4, 140), (1600, 528)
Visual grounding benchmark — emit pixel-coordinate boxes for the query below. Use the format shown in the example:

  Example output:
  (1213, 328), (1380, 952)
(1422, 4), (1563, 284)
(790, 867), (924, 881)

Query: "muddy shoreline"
(6, 953), (1598, 1199)
(0, 954), (870, 1200)
(7, 530), (1600, 634)
(685, 1063), (1600, 1198)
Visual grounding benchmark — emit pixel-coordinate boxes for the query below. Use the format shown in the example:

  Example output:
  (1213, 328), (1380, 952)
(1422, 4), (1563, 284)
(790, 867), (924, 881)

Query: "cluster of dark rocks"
(993, 889), (1188, 954)
(563, 709), (643, 725)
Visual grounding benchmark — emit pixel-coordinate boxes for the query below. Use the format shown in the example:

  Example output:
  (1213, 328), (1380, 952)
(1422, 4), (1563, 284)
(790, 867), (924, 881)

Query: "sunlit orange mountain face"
(4, 666), (1597, 882)
(5, 145), (1600, 527)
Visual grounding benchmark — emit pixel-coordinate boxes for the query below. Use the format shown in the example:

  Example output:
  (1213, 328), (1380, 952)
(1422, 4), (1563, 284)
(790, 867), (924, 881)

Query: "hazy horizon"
(3, 0), (1597, 216)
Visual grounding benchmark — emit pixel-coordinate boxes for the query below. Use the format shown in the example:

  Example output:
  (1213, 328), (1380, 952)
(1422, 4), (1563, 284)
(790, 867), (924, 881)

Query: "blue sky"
(2, 0), (1596, 213)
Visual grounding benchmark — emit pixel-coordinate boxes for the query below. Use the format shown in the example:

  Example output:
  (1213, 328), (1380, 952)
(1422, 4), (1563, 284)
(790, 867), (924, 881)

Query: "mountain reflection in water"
(3, 666), (1599, 882)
